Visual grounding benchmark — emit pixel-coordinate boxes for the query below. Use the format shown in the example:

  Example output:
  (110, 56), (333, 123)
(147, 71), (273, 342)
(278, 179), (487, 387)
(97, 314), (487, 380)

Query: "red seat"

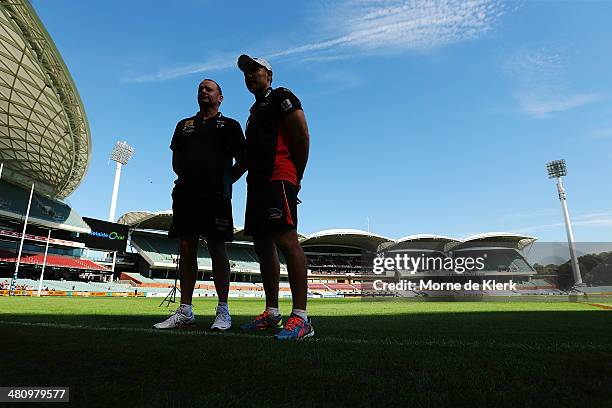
(0, 251), (108, 271)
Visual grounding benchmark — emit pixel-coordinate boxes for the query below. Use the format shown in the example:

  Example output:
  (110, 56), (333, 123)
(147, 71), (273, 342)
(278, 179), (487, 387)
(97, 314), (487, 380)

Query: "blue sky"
(31, 0), (612, 242)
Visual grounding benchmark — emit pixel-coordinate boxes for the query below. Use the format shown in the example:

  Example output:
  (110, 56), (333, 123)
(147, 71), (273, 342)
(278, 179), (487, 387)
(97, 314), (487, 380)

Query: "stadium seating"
(226, 246), (257, 262)
(577, 286), (612, 294)
(0, 249), (107, 271)
(130, 233), (175, 264)
(0, 278), (126, 292)
(305, 253), (363, 275)
(0, 180), (89, 230)
(453, 249), (535, 273)
(325, 283), (357, 291)
(130, 232), (264, 272)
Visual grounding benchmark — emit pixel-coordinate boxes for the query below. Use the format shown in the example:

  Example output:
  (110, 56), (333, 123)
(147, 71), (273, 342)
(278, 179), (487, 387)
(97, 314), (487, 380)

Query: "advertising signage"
(81, 217), (128, 251)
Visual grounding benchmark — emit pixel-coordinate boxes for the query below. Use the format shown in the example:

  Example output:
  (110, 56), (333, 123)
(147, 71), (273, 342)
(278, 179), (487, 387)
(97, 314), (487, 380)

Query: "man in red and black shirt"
(237, 55), (313, 340)
(154, 79), (246, 331)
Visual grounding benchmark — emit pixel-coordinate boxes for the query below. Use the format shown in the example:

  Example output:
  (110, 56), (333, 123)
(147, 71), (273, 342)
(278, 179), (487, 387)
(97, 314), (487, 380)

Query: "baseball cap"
(237, 54), (272, 72)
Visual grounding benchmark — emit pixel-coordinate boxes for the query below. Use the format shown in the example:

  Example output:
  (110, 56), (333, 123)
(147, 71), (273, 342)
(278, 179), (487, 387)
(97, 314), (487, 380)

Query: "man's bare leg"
(207, 236), (232, 330)
(273, 229), (308, 311)
(253, 235), (280, 309)
(207, 236), (230, 304)
(179, 236), (199, 305)
(153, 236), (199, 329)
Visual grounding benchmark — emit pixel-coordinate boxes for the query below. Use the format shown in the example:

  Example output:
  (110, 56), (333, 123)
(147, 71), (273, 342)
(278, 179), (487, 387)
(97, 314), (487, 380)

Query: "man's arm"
(172, 150), (182, 176)
(170, 122), (183, 176)
(232, 156), (247, 183)
(282, 109), (310, 184)
(230, 122), (247, 183)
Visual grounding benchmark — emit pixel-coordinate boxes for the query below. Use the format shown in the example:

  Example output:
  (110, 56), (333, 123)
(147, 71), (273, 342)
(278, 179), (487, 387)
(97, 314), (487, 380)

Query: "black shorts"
(244, 180), (298, 236)
(169, 190), (233, 241)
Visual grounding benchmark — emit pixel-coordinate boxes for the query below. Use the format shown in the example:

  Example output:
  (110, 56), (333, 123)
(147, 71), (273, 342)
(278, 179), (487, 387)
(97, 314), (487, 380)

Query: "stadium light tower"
(108, 141), (134, 222)
(546, 159), (583, 287)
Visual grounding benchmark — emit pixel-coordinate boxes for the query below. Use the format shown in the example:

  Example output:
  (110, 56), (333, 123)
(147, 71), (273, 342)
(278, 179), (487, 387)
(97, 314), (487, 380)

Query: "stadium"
(0, 1), (611, 406)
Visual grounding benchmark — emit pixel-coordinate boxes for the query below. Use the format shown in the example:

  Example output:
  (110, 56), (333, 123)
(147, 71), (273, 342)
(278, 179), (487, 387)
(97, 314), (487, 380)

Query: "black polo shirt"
(170, 112), (245, 199)
(245, 87), (302, 185)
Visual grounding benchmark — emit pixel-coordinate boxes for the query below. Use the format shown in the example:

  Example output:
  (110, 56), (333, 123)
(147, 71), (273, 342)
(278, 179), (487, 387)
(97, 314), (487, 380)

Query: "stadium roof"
(300, 229), (393, 252)
(0, 1), (91, 199)
(0, 178), (90, 233)
(452, 232), (537, 251)
(117, 210), (173, 231)
(117, 212), (537, 253)
(118, 210), (309, 241)
(233, 227), (306, 242)
(381, 234), (459, 252)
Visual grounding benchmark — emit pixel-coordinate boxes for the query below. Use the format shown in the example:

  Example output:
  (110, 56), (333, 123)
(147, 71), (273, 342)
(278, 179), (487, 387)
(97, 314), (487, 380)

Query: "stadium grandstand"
(115, 211), (292, 298)
(379, 234), (458, 276)
(450, 232), (537, 276)
(300, 229), (392, 295)
(0, 0), (110, 291)
(113, 213), (564, 298)
(118, 211), (272, 281)
(379, 233), (536, 278)
(372, 233), (542, 296)
(116, 217), (397, 297)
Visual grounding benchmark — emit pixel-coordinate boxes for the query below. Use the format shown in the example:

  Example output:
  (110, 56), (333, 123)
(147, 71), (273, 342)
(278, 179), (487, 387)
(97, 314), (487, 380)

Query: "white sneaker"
(153, 305), (195, 329)
(210, 305), (231, 331)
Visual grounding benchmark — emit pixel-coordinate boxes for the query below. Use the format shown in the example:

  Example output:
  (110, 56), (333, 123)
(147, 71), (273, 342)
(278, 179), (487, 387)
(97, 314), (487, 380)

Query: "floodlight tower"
(546, 159), (583, 286)
(108, 141), (134, 222)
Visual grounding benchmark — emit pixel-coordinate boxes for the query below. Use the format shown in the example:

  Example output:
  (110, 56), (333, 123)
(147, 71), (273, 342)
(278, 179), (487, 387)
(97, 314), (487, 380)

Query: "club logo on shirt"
(215, 119), (225, 129)
(268, 208), (283, 219)
(215, 218), (229, 226)
(280, 99), (293, 112)
(183, 119), (195, 133)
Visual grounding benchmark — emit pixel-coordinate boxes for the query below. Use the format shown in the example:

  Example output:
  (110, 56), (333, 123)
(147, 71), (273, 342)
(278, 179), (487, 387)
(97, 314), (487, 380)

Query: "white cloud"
(128, 52), (237, 83)
(131, 0), (505, 82)
(587, 127), (612, 140)
(516, 222), (563, 234)
(501, 208), (558, 220)
(516, 209), (612, 233)
(322, 0), (505, 52)
(517, 92), (603, 118)
(503, 47), (563, 80)
(503, 47), (604, 118)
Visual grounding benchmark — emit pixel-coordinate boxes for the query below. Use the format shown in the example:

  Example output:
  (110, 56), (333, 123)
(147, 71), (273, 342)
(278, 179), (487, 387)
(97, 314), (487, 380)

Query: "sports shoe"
(153, 305), (195, 329)
(239, 310), (282, 330)
(274, 313), (314, 340)
(210, 304), (232, 331)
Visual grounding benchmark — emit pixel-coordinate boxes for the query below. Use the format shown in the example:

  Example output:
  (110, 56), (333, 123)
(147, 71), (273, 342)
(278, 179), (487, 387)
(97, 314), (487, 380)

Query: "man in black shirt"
(154, 79), (245, 331)
(237, 55), (313, 340)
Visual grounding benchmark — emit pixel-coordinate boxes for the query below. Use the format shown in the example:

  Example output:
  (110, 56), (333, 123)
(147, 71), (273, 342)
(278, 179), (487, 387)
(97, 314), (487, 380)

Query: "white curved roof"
(0, 1), (90, 199)
(232, 227), (306, 242)
(118, 212), (304, 240)
(395, 234), (458, 243)
(382, 234), (459, 252)
(454, 232), (537, 251)
(305, 228), (391, 240)
(300, 229), (393, 252)
(117, 210), (173, 231)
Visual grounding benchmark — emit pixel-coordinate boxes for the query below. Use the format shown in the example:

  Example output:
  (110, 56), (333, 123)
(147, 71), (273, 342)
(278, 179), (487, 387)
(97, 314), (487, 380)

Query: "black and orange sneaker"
(239, 310), (282, 330)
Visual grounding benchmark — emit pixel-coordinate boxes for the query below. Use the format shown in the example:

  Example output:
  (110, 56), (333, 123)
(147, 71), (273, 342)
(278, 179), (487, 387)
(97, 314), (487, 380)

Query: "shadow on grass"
(1, 305), (611, 407)
(1, 308), (611, 345)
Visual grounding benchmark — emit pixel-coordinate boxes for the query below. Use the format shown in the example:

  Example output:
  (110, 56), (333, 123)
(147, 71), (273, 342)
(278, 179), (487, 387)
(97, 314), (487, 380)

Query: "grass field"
(1, 297), (611, 407)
